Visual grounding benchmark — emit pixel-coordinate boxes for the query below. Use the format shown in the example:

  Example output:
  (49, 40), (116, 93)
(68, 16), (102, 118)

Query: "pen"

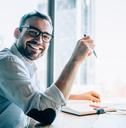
(84, 34), (97, 58)
(93, 50), (97, 58)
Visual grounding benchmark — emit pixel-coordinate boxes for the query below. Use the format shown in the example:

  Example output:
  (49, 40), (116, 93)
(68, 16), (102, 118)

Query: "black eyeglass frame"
(19, 25), (53, 43)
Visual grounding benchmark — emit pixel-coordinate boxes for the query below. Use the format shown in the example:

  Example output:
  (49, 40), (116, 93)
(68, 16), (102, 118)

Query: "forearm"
(69, 94), (81, 100)
(69, 91), (101, 102)
(55, 59), (81, 99)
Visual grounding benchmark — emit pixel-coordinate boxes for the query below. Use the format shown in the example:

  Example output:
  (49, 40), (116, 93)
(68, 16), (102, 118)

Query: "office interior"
(0, 0), (126, 100)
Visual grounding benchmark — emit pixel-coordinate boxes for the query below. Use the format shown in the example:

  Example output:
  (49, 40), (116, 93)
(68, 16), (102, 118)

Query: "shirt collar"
(10, 43), (37, 73)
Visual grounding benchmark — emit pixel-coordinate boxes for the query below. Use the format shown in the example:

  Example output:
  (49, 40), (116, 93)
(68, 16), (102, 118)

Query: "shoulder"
(0, 48), (21, 62)
(0, 48), (26, 71)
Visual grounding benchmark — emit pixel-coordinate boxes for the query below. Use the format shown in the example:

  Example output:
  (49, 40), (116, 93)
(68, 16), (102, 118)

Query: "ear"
(14, 28), (21, 39)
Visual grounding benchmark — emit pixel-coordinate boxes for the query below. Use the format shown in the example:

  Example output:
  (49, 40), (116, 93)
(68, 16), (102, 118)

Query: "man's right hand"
(70, 35), (95, 64)
(55, 35), (95, 99)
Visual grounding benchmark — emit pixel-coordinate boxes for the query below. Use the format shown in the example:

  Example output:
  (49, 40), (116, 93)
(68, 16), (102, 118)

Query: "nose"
(35, 35), (43, 45)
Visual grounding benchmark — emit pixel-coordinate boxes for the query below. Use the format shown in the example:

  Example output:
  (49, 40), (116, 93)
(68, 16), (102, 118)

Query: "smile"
(28, 44), (41, 50)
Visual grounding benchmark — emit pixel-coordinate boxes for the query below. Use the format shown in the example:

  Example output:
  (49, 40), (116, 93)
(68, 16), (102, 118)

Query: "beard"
(17, 40), (45, 60)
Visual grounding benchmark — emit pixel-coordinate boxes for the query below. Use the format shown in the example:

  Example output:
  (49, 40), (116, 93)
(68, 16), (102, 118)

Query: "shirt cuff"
(44, 84), (66, 107)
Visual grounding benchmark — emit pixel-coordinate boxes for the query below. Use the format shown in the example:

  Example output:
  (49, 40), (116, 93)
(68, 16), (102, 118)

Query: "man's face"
(15, 16), (53, 60)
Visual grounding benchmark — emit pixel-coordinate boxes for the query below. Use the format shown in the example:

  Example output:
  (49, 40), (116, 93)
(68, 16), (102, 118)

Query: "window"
(94, 0), (126, 95)
(0, 0), (39, 50)
(54, 0), (95, 86)
(0, 0), (97, 89)
(1, 0), (126, 97)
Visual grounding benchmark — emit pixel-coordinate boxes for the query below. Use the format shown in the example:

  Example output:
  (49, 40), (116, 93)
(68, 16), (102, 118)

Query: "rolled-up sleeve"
(43, 84), (66, 108)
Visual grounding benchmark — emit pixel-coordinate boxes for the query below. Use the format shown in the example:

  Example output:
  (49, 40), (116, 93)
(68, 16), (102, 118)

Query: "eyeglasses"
(19, 25), (53, 43)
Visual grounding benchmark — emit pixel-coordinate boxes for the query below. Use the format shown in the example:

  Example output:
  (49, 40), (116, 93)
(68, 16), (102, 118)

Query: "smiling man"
(15, 14), (53, 60)
(0, 11), (98, 128)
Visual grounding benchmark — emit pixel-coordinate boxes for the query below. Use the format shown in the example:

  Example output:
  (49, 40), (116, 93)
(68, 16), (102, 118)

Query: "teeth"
(29, 44), (39, 50)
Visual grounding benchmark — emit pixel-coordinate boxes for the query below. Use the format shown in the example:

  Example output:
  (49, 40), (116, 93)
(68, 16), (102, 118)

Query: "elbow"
(27, 108), (56, 126)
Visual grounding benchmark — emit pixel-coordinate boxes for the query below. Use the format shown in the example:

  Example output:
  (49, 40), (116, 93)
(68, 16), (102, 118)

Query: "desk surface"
(35, 111), (126, 128)
(35, 98), (126, 128)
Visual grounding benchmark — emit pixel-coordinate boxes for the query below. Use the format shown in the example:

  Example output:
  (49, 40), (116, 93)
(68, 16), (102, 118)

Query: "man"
(0, 11), (100, 127)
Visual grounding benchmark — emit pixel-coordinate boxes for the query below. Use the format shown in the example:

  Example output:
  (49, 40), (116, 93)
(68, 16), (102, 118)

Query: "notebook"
(61, 100), (116, 116)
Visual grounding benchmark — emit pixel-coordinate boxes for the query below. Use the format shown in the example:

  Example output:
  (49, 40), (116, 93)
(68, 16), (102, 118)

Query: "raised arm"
(55, 36), (94, 99)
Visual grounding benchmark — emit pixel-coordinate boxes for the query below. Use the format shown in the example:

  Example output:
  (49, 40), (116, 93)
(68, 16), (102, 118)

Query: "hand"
(71, 35), (95, 63)
(80, 91), (101, 102)
(69, 91), (101, 103)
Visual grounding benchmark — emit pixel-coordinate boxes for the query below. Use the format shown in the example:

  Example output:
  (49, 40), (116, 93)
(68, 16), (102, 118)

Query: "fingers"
(84, 91), (101, 102)
(91, 91), (100, 99)
(90, 91), (101, 102)
(90, 95), (101, 103)
(71, 35), (95, 63)
(80, 35), (95, 53)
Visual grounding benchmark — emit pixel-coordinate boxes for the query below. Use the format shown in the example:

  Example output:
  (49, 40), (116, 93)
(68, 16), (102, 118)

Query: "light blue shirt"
(0, 43), (65, 128)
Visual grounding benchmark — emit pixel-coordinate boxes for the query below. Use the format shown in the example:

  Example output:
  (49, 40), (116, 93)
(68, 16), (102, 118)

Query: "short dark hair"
(19, 10), (52, 28)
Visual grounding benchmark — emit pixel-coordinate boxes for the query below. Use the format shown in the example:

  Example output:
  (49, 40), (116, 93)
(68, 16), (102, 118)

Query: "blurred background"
(1, 0), (126, 98)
